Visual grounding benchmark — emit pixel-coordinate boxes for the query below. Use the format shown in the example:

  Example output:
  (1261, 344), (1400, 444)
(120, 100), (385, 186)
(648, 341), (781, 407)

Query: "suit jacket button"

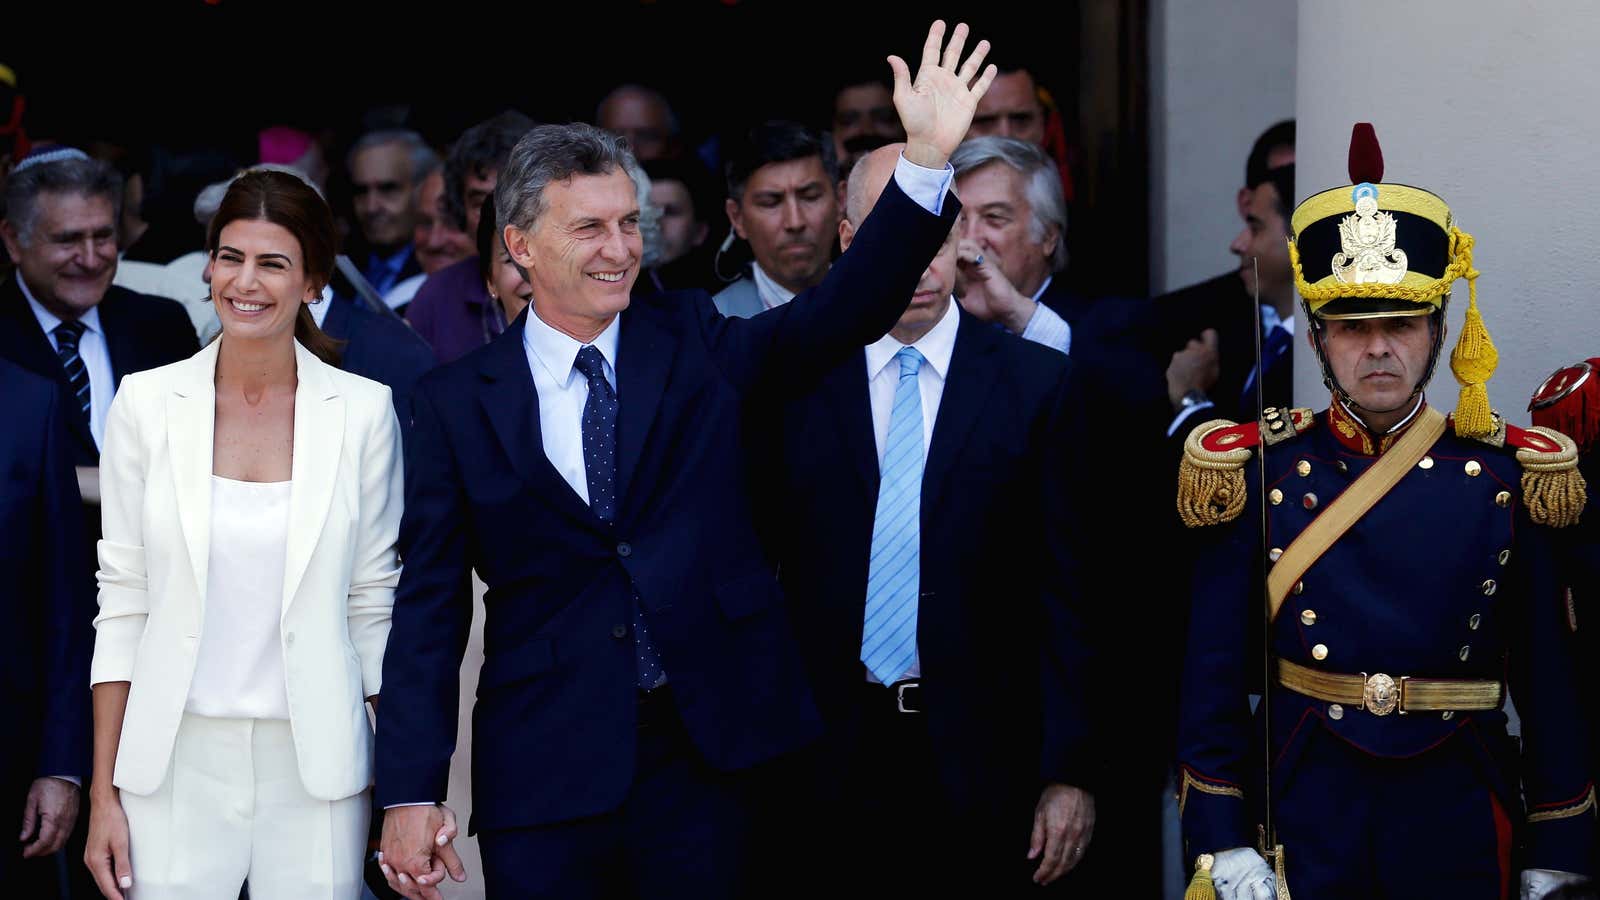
(611, 625), (628, 639)
(617, 542), (632, 557)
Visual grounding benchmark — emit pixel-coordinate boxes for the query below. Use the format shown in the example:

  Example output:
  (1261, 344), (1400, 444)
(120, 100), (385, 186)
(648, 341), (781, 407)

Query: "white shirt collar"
(865, 297), (959, 381)
(1030, 274), (1054, 303)
(19, 270), (104, 337)
(308, 286), (335, 328)
(523, 305), (622, 386)
(1261, 304), (1295, 335)
(751, 262), (800, 310)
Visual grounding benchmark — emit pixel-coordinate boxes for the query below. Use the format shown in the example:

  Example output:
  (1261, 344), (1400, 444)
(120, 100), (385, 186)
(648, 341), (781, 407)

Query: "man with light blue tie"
(759, 143), (1100, 896)
(375, 22), (996, 900)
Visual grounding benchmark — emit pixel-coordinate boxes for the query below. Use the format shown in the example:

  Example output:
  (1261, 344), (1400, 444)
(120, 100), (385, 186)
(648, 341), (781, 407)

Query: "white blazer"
(92, 339), (403, 801)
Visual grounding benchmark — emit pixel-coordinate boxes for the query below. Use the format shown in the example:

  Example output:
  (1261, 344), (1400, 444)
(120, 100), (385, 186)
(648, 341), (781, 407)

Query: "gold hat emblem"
(1332, 184), (1408, 285)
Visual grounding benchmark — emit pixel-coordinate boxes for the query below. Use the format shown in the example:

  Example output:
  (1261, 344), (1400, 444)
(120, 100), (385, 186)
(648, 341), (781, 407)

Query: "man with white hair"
(346, 129), (436, 297)
(759, 141), (1100, 895)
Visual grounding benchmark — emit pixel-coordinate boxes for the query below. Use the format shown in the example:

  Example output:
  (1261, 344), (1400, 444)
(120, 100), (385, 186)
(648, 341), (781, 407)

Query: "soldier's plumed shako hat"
(1289, 123), (1499, 437)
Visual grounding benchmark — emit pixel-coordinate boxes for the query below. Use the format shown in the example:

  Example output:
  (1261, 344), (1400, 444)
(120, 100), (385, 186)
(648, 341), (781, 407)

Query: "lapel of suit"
(922, 313), (1000, 518)
(478, 314), (598, 528)
(282, 342), (344, 616)
(166, 340), (220, 608)
(614, 306), (675, 514)
(822, 353), (879, 505)
(96, 291), (140, 390)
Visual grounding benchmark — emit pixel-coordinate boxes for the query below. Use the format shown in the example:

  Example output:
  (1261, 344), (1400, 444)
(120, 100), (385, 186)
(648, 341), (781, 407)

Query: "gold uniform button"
(1296, 460), (1311, 477)
(1301, 609), (1317, 626)
(1269, 547), (1284, 562)
(1336, 460), (1349, 474)
(1303, 493), (1318, 510)
(1494, 491), (1510, 508)
(1294, 581), (1305, 595)
(1482, 579), (1497, 596)
(1498, 549), (1510, 566)
(1465, 460), (1482, 477)
(1328, 703), (1344, 720)
(1441, 711), (1454, 721)
(1459, 645), (1471, 661)
(1270, 420), (1286, 432)
(1312, 643), (1329, 661)
(1269, 488), (1284, 506)
(1264, 407), (1279, 417)
(1468, 614), (1481, 630)
(1418, 456), (1435, 470)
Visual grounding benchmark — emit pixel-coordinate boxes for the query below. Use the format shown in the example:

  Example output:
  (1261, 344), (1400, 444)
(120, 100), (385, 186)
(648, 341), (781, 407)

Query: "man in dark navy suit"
(0, 151), (199, 475)
(762, 144), (1098, 896)
(311, 289), (436, 436)
(0, 358), (95, 893)
(374, 22), (997, 900)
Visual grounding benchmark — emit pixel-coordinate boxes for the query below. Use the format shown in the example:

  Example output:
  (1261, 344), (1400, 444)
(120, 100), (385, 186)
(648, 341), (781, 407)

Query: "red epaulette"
(1505, 422), (1570, 455)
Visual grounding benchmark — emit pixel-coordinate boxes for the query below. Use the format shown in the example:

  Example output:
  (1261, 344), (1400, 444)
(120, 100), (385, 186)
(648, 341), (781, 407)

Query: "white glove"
(1521, 868), (1590, 899)
(1212, 847), (1277, 900)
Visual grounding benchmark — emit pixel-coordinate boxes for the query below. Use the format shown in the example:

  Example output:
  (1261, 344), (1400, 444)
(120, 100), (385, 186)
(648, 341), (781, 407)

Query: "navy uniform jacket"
(1176, 403), (1594, 874)
(0, 361), (94, 837)
(767, 309), (1098, 819)
(0, 276), (198, 467)
(375, 178), (962, 832)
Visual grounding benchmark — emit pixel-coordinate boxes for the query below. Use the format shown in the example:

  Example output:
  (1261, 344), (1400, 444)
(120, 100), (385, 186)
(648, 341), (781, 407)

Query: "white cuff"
(1167, 399), (1216, 437)
(892, 154), (955, 216)
(1019, 302), (1072, 354)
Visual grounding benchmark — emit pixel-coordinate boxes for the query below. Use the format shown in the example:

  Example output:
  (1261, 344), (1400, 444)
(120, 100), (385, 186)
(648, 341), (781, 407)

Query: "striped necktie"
(861, 346), (925, 684)
(53, 320), (92, 422)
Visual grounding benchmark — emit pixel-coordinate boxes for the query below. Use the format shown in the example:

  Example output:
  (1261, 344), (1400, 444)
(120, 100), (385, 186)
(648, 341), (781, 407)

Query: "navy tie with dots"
(574, 346), (664, 689)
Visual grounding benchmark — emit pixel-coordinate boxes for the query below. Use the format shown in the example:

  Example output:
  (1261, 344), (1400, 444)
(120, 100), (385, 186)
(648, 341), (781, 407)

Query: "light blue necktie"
(861, 346), (925, 684)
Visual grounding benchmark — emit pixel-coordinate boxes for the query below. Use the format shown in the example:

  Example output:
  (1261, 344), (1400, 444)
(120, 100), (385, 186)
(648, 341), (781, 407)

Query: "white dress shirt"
(862, 296), (960, 682)
(307, 285), (335, 328)
(751, 261), (800, 311)
(21, 271), (114, 450)
(522, 309), (621, 504)
(184, 476), (293, 720)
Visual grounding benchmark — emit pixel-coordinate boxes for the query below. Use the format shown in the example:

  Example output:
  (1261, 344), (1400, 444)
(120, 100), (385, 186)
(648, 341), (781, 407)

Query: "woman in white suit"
(83, 169), (403, 900)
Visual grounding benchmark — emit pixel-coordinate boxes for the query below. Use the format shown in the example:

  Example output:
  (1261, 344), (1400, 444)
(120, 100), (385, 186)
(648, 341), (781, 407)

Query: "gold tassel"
(1447, 229), (1497, 438)
(1177, 420), (1252, 528)
(1518, 427), (1588, 528)
(1184, 854), (1217, 900)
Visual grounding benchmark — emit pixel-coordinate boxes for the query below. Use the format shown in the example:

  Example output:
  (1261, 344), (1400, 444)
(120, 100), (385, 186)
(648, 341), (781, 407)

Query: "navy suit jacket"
(766, 309), (1099, 821)
(375, 178), (962, 832)
(0, 276), (198, 466)
(0, 360), (95, 793)
(318, 294), (437, 433)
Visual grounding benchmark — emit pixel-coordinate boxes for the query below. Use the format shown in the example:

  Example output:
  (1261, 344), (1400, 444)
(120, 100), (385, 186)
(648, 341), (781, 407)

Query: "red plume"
(1347, 123), (1384, 185)
(1531, 359), (1600, 454)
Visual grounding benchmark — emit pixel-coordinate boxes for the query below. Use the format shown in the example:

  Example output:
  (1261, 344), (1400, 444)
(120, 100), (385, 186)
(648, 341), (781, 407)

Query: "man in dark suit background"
(311, 289), (437, 435)
(0, 151), (199, 473)
(375, 22), (996, 900)
(764, 144), (1097, 895)
(0, 358), (96, 896)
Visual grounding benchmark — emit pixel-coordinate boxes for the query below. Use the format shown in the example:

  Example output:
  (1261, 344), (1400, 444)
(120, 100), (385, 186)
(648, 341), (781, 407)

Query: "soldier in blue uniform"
(1174, 124), (1594, 899)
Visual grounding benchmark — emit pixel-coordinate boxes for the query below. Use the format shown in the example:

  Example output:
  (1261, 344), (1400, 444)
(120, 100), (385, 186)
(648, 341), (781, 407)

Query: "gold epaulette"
(1504, 422), (1587, 528)
(1456, 412), (1586, 527)
(1176, 409), (1314, 528)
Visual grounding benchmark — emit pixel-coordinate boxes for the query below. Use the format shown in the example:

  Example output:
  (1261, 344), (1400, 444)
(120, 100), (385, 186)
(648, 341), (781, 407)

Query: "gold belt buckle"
(1360, 672), (1404, 716)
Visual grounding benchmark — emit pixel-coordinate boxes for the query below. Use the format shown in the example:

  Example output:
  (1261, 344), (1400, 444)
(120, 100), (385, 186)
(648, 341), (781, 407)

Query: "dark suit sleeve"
(1036, 360), (1101, 790)
(373, 381), (475, 806)
(35, 384), (94, 779)
(1511, 512), (1595, 875)
(700, 176), (960, 392)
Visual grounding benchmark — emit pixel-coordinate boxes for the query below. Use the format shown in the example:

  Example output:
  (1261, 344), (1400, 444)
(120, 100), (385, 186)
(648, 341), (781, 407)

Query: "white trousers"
(120, 714), (368, 900)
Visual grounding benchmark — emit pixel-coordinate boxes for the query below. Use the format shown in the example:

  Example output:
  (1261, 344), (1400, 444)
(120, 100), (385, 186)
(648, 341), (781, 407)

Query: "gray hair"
(951, 136), (1068, 273)
(3, 156), (124, 246)
(495, 123), (639, 236)
(625, 159), (665, 268)
(345, 129), (438, 183)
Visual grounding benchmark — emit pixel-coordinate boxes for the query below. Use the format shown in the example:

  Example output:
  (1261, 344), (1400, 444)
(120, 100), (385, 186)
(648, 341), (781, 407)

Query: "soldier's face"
(1321, 314), (1438, 414)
